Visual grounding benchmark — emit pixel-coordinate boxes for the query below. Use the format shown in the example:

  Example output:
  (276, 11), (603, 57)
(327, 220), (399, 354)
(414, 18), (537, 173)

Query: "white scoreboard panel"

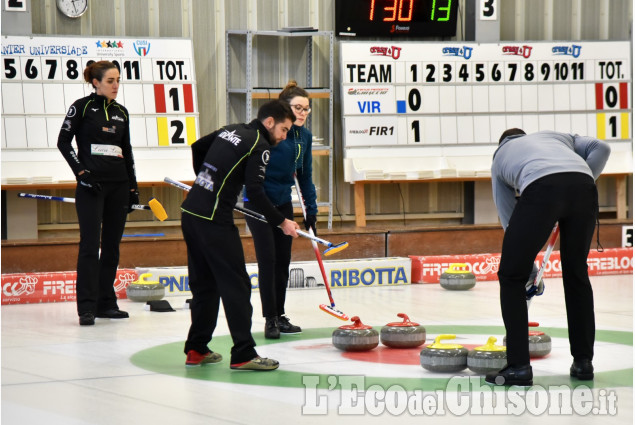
(340, 41), (632, 181)
(1, 35), (199, 183)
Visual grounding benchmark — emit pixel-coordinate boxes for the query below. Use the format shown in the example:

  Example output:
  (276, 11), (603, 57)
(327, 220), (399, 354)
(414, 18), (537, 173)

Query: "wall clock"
(56, 0), (88, 19)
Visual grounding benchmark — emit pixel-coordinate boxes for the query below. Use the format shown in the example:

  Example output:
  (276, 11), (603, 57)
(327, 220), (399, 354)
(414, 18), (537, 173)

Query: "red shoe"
(185, 350), (222, 366)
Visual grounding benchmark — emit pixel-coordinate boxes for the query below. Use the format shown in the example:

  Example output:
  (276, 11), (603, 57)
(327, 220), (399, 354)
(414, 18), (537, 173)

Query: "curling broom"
(163, 177), (348, 256)
(294, 174), (349, 321)
(18, 192), (168, 221)
(527, 223), (560, 308)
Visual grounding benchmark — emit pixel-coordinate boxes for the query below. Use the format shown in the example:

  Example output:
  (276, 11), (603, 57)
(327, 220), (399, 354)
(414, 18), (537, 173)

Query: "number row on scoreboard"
(344, 59), (628, 84)
(2, 57), (193, 82)
(2, 116), (198, 149)
(343, 112), (630, 146)
(1, 83), (196, 115)
(342, 82), (630, 115)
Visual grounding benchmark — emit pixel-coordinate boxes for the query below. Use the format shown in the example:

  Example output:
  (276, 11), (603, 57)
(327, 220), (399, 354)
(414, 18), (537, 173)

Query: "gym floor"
(2, 274), (632, 424)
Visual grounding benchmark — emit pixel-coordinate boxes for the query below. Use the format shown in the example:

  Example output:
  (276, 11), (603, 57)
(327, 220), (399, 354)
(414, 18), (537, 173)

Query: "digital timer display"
(335, 0), (458, 37)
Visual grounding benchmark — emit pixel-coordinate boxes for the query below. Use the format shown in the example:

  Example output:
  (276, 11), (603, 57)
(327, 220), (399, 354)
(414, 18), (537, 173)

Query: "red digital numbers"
(369, 0), (414, 22)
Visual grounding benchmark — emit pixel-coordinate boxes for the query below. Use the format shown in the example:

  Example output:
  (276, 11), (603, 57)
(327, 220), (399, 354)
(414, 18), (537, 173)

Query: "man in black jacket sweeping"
(181, 100), (299, 370)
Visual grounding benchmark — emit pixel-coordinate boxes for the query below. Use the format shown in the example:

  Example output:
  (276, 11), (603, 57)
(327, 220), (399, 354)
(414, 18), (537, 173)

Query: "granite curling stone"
(126, 273), (165, 302)
(439, 263), (476, 291)
(502, 322), (552, 358)
(332, 316), (379, 352)
(467, 336), (507, 374)
(528, 322), (552, 358)
(380, 313), (426, 348)
(420, 334), (468, 373)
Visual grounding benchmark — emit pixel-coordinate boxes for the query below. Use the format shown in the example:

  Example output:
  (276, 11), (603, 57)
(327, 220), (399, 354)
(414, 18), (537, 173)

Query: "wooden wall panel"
(2, 222), (629, 273)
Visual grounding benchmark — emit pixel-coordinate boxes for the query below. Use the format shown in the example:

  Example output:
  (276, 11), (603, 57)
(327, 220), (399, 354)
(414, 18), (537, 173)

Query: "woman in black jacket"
(58, 60), (138, 326)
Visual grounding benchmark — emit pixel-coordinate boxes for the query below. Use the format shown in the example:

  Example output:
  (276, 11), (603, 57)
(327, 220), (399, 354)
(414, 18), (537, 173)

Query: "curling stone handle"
(528, 321), (540, 327)
(450, 263), (468, 271)
(397, 313), (411, 323)
(435, 334), (456, 344)
(137, 273), (152, 283)
(485, 336), (498, 347)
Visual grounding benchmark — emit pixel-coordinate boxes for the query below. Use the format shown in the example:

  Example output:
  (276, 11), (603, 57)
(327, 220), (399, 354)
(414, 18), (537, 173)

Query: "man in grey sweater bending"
(486, 129), (611, 386)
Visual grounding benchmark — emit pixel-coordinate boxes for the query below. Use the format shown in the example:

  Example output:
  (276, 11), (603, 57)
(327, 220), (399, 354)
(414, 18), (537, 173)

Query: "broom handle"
(293, 174), (337, 307)
(534, 224), (560, 286)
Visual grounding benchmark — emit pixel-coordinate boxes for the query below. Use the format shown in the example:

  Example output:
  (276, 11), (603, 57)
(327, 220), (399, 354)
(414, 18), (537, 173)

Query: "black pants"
(75, 181), (129, 315)
(182, 213), (257, 364)
(498, 172), (598, 366)
(245, 201), (294, 318)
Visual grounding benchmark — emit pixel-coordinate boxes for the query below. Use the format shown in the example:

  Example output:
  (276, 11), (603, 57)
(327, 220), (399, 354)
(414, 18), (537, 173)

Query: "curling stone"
(420, 334), (468, 373)
(467, 336), (507, 374)
(332, 316), (379, 352)
(126, 273), (165, 302)
(502, 322), (552, 358)
(528, 322), (552, 358)
(380, 313), (426, 348)
(439, 263), (476, 291)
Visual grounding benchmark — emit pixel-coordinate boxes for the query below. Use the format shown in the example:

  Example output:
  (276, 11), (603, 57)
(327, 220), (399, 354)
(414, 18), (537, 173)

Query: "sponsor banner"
(410, 247), (633, 284)
(137, 257), (412, 297)
(1, 269), (137, 305)
(344, 116), (406, 146)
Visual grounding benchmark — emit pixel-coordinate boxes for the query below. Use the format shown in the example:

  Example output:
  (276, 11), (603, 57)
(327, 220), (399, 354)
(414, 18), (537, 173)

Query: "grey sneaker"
(230, 356), (279, 371)
(185, 350), (223, 366)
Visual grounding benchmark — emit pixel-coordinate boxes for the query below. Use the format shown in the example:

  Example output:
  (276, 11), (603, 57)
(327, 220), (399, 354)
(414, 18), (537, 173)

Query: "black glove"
(304, 214), (317, 236)
(128, 189), (140, 213)
(77, 170), (102, 193)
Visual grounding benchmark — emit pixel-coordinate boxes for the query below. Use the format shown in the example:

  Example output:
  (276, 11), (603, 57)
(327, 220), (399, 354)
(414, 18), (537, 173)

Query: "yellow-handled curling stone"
(467, 336), (507, 374)
(380, 313), (426, 348)
(332, 316), (379, 352)
(126, 273), (165, 302)
(439, 263), (476, 290)
(420, 334), (468, 372)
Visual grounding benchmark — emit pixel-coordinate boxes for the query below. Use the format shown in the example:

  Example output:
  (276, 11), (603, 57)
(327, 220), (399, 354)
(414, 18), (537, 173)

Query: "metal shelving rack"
(225, 29), (334, 228)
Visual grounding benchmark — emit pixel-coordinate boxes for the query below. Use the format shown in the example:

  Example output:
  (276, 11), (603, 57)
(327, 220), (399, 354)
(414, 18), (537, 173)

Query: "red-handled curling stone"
(467, 336), (507, 374)
(528, 321), (552, 358)
(503, 321), (552, 358)
(439, 263), (476, 290)
(420, 334), (468, 372)
(126, 273), (165, 302)
(380, 313), (426, 348)
(332, 316), (379, 352)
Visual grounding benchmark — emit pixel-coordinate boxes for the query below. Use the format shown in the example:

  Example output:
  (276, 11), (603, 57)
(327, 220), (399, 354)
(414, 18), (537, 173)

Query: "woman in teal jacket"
(245, 81), (318, 339)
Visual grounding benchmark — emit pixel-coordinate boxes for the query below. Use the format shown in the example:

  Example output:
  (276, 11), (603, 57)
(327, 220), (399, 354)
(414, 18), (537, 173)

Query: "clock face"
(56, 0), (88, 18)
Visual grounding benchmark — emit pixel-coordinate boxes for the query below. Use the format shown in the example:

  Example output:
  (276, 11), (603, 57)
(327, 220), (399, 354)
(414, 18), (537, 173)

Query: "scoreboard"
(1, 35), (198, 183)
(340, 41), (632, 181)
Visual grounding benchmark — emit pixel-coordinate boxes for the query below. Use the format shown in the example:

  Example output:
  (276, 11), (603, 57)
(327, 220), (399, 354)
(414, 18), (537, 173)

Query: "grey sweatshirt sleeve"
(491, 175), (517, 229)
(572, 135), (611, 180)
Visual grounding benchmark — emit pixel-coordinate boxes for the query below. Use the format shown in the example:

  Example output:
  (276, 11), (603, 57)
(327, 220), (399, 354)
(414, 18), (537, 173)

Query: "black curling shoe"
(278, 315), (301, 334)
(96, 309), (129, 319)
(265, 316), (280, 339)
(570, 359), (594, 380)
(79, 312), (95, 326)
(485, 364), (533, 386)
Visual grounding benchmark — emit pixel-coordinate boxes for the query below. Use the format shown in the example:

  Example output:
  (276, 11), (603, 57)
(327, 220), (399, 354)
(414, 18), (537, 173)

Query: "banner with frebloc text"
(1, 249), (631, 304)
(410, 247), (633, 283)
(1, 269), (136, 305)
